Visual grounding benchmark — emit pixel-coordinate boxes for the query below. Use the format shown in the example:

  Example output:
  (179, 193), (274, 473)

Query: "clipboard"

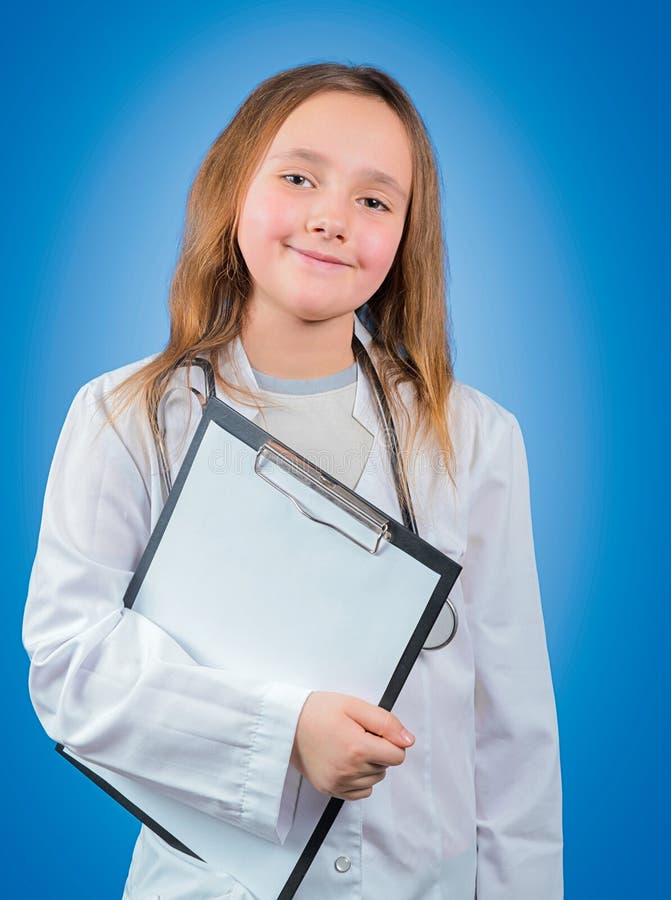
(56, 393), (461, 899)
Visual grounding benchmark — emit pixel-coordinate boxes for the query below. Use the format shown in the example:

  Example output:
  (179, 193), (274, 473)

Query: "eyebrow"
(268, 148), (409, 200)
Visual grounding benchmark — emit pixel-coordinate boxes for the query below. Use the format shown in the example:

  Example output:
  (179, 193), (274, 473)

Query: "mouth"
(286, 246), (351, 268)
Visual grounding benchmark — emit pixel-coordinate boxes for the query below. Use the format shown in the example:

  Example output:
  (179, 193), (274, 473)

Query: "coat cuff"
(239, 681), (312, 844)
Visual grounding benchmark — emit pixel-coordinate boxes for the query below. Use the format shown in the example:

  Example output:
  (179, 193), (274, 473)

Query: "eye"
(359, 197), (390, 212)
(282, 174), (314, 188)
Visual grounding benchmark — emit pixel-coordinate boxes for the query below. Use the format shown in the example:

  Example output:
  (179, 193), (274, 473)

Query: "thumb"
(346, 698), (415, 748)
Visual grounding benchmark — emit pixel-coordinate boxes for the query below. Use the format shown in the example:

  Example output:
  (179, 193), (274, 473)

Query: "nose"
(306, 191), (348, 241)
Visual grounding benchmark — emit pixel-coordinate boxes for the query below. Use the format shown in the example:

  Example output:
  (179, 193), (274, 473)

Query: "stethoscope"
(153, 314), (457, 651)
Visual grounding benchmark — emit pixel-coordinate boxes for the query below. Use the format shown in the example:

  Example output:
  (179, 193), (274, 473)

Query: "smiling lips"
(287, 245), (351, 268)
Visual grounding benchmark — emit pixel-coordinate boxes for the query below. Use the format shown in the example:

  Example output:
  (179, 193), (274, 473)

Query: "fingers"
(328, 761), (388, 796)
(327, 758), (389, 800)
(360, 732), (407, 768)
(331, 768), (387, 801)
(346, 698), (415, 749)
(346, 768), (387, 789)
(354, 761), (388, 777)
(338, 787), (373, 800)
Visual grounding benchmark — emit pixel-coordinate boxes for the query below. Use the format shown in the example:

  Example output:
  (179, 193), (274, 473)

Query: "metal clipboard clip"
(254, 440), (391, 555)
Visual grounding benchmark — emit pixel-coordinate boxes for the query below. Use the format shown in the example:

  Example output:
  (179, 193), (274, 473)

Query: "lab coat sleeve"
(459, 403), (563, 898)
(22, 380), (311, 845)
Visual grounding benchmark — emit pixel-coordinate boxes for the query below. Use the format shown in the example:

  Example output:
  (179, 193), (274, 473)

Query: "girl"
(23, 63), (563, 898)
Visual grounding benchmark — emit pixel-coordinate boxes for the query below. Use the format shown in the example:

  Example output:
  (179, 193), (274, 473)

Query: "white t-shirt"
(252, 362), (375, 491)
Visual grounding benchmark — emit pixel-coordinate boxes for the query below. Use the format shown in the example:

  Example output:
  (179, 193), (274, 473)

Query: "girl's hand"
(289, 691), (415, 801)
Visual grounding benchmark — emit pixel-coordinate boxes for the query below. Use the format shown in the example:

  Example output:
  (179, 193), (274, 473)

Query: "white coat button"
(334, 856), (351, 873)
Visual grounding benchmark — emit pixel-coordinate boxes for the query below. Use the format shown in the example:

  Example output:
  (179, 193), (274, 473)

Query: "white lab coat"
(23, 314), (563, 899)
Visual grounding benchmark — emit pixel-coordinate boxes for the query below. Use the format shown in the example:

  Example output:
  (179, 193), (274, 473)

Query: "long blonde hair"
(106, 62), (456, 495)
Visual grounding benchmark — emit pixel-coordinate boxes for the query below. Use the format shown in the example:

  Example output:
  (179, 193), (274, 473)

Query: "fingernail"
(401, 728), (415, 745)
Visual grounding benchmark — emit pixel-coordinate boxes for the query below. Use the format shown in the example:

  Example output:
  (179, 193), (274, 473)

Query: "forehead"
(263, 91), (413, 192)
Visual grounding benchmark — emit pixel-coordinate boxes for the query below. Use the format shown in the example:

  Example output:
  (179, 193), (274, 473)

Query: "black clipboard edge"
(54, 743), (203, 860)
(123, 411), (212, 609)
(278, 797), (345, 898)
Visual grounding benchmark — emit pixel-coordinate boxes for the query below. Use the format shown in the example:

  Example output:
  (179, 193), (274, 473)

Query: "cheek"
(239, 184), (298, 248)
(357, 225), (403, 276)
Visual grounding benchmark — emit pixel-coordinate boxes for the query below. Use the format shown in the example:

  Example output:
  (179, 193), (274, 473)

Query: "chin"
(282, 295), (352, 323)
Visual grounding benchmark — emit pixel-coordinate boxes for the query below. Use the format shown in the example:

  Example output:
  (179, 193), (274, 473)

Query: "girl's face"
(237, 90), (413, 326)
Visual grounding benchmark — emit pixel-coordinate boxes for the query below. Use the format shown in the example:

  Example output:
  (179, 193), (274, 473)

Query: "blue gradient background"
(4, 1), (668, 896)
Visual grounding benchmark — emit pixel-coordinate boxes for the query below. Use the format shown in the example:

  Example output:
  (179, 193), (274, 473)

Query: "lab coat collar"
(213, 313), (380, 437)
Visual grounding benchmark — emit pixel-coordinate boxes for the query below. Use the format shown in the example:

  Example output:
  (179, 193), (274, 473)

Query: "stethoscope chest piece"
(422, 599), (458, 651)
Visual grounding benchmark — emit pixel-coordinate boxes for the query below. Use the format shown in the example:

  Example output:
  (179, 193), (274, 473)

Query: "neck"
(241, 299), (356, 379)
